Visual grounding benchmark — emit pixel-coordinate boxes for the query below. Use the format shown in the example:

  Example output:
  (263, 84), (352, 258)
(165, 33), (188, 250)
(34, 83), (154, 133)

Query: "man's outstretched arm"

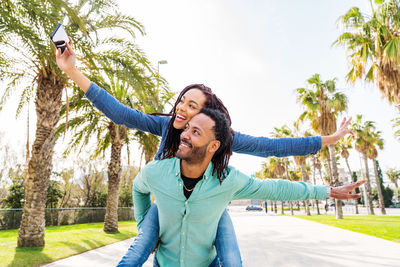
(232, 169), (365, 202)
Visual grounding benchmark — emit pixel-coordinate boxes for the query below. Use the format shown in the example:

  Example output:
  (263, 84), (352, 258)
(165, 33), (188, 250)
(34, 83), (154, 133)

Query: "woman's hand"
(55, 37), (91, 92)
(321, 117), (354, 146)
(56, 37), (76, 74)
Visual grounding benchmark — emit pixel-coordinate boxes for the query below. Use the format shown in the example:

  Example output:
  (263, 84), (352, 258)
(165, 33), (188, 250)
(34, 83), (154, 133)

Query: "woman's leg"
(215, 209), (242, 267)
(117, 204), (160, 266)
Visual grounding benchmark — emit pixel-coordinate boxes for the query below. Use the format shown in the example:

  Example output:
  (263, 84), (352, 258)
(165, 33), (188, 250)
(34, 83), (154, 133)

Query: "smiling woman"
(56, 31), (348, 266)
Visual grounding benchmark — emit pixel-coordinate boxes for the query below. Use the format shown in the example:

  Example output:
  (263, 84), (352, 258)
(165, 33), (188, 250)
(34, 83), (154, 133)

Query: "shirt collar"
(173, 158), (214, 180)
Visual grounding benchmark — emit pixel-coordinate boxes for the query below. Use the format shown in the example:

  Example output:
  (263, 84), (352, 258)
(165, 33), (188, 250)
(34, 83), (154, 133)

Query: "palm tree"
(271, 125), (293, 214)
(334, 0), (400, 107)
(0, 0), (145, 247)
(386, 167), (400, 189)
(293, 155), (312, 216)
(296, 74), (348, 219)
(386, 167), (400, 202)
(259, 157), (285, 213)
(367, 131), (386, 215)
(393, 116), (400, 141)
(338, 136), (359, 214)
(57, 70), (171, 232)
(352, 115), (377, 215)
(135, 131), (160, 167)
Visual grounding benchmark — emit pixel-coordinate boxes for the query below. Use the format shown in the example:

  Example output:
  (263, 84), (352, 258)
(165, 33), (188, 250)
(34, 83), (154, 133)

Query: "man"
(132, 108), (364, 267)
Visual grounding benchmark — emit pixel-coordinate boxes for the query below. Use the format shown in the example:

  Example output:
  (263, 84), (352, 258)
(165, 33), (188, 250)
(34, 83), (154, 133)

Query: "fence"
(0, 207), (134, 230)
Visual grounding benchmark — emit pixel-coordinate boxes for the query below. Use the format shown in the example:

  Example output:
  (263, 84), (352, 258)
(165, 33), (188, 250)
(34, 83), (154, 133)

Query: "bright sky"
(1, 0), (399, 179)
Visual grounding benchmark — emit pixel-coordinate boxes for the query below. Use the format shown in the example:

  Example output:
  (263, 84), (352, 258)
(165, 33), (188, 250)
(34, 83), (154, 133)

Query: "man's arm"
(132, 170), (152, 229)
(233, 176), (327, 201)
(232, 169), (365, 201)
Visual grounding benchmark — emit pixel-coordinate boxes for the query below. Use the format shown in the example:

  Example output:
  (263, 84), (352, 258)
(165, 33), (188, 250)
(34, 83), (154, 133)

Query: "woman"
(56, 41), (350, 266)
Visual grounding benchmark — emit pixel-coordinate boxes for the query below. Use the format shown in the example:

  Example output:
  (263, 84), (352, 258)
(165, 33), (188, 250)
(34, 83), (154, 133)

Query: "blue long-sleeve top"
(85, 82), (322, 159)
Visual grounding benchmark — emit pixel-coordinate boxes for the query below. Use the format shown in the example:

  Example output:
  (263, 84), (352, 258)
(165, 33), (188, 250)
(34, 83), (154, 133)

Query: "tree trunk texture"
(284, 158), (293, 215)
(281, 202), (285, 215)
(312, 156), (320, 215)
(373, 159), (386, 215)
(104, 123), (127, 232)
(345, 158), (359, 214)
(328, 145), (343, 219)
(362, 154), (375, 215)
(18, 70), (64, 247)
(289, 202), (294, 215)
(300, 165), (311, 216)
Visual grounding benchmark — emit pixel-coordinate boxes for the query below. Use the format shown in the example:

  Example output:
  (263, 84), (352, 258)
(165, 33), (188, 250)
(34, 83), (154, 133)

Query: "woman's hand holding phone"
(56, 38), (91, 92)
(56, 38), (76, 74)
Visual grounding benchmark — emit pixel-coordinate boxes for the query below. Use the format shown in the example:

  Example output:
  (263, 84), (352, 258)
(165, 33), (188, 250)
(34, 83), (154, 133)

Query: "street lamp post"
(157, 60), (168, 90)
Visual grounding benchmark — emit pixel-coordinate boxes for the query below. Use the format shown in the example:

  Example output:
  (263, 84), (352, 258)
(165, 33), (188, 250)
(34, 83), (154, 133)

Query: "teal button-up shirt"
(133, 158), (327, 267)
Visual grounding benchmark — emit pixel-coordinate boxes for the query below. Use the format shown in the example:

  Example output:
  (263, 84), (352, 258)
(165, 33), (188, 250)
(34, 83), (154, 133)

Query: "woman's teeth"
(177, 115), (186, 120)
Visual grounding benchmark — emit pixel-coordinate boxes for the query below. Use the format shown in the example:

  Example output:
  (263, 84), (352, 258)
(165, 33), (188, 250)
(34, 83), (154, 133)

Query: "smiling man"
(130, 108), (364, 267)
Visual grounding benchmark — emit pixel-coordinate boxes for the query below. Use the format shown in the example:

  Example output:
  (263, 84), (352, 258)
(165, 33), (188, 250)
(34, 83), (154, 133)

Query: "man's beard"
(176, 140), (208, 164)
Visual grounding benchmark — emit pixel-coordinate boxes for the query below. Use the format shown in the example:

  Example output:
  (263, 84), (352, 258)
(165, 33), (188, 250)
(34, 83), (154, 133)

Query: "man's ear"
(208, 140), (221, 153)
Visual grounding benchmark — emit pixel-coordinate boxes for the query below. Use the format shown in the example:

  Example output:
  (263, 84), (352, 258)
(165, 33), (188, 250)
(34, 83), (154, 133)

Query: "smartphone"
(50, 23), (69, 53)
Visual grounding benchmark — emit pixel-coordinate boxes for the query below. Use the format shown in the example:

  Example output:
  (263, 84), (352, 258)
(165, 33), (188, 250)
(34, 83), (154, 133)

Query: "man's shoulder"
(141, 158), (178, 176)
(222, 166), (249, 183)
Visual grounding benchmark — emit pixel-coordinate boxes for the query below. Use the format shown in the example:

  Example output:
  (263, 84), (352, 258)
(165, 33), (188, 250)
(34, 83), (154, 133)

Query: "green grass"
(0, 221), (137, 267)
(294, 215), (400, 243)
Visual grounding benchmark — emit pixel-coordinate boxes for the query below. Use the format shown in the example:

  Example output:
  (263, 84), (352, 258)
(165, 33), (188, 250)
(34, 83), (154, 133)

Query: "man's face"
(176, 113), (219, 163)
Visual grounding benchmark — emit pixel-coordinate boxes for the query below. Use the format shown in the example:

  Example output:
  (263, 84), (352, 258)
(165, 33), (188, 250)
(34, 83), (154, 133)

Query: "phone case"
(50, 23), (68, 53)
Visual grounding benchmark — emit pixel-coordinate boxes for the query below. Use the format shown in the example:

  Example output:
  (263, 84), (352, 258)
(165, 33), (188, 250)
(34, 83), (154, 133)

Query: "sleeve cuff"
(84, 82), (101, 102)
(326, 186), (331, 198)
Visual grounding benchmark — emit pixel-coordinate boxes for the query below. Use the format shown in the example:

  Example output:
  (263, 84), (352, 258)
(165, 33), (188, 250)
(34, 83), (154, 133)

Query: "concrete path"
(44, 208), (400, 267)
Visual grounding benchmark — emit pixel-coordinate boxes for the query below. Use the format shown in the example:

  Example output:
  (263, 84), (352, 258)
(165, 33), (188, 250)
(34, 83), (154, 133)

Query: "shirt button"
(182, 232), (185, 235)
(181, 259), (184, 262)
(182, 246), (184, 248)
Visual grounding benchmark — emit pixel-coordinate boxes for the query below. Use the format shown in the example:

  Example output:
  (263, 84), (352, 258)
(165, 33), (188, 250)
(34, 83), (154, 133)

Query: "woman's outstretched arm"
(56, 39), (168, 137)
(232, 117), (353, 157)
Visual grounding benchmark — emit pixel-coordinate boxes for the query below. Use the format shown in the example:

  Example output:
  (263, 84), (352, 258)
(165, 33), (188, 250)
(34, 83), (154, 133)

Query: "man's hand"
(330, 180), (366, 200)
(321, 117), (354, 146)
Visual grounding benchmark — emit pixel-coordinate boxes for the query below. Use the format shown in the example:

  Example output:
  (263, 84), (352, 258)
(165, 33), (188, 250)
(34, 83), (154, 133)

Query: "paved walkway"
(44, 208), (400, 267)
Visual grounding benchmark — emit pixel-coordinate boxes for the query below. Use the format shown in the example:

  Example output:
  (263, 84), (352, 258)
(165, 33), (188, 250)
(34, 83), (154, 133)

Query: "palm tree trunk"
(372, 159), (386, 215)
(345, 158), (359, 214)
(328, 145), (343, 219)
(300, 165), (311, 216)
(18, 70), (64, 247)
(289, 202), (294, 215)
(284, 158), (293, 215)
(280, 202), (285, 215)
(104, 123), (127, 232)
(312, 156), (320, 215)
(362, 153), (375, 215)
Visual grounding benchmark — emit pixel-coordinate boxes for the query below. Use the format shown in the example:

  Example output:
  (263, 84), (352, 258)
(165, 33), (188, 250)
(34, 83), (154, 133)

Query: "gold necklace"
(183, 183), (195, 192)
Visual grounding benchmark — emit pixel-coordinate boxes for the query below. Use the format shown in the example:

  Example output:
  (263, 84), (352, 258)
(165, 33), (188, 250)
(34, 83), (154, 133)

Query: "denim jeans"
(153, 255), (220, 267)
(117, 204), (242, 266)
(117, 205), (159, 266)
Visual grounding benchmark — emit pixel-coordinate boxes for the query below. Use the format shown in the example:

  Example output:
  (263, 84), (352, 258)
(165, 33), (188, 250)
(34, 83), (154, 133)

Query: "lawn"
(0, 221), (137, 267)
(294, 215), (400, 243)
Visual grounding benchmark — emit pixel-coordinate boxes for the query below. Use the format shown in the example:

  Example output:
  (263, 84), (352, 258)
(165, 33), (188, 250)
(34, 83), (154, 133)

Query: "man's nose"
(181, 129), (190, 140)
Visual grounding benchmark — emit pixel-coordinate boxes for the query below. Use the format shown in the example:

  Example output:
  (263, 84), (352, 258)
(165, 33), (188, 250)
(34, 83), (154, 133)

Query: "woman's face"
(173, 89), (207, 129)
